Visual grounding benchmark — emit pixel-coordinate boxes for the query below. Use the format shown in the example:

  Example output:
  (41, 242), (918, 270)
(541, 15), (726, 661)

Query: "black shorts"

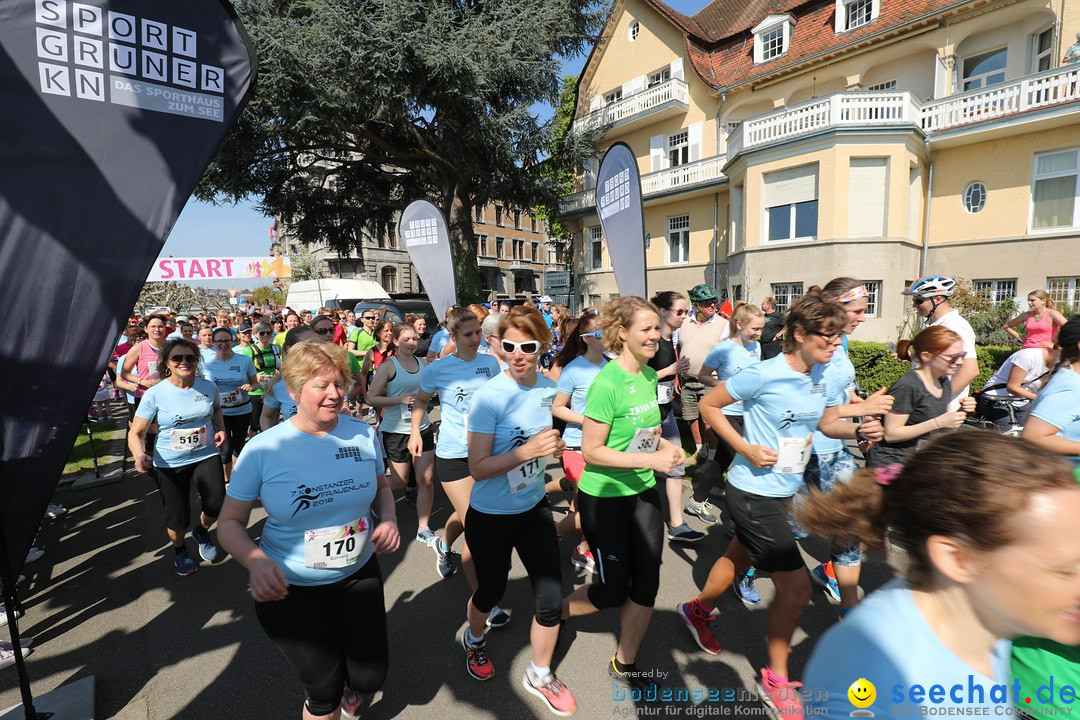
(435, 455), (471, 483)
(383, 427), (433, 463)
(154, 455), (226, 531)
(725, 483), (804, 573)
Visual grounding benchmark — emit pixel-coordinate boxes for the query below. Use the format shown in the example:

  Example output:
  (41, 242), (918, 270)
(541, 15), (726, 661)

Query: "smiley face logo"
(848, 678), (876, 712)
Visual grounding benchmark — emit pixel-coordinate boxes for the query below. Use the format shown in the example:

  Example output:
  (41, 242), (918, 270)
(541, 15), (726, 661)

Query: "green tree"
(250, 285), (285, 307)
(287, 244), (324, 282)
(198, 0), (606, 303)
(536, 74), (601, 269)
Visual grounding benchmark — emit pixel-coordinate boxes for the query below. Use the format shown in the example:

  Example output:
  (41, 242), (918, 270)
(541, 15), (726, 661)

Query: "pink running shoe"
(759, 667), (804, 718)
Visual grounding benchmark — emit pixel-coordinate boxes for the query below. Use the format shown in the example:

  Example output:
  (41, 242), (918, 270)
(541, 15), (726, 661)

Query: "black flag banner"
(0, 0), (255, 580)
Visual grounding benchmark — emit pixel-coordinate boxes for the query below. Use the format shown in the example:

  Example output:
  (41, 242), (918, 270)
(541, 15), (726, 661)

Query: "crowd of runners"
(81, 277), (1080, 719)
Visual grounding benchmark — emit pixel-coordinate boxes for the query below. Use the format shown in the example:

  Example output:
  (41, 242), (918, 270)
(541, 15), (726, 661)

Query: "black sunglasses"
(257, 331), (273, 336)
(169, 354), (198, 363)
(313, 327), (333, 335)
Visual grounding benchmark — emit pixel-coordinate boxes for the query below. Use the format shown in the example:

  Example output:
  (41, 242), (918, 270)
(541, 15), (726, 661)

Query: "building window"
(604, 88), (623, 105)
(862, 281), (881, 318)
(1047, 277), (1080, 309)
(771, 283), (804, 314)
(531, 242), (539, 262)
(667, 130), (689, 168)
(1033, 27), (1054, 73)
(1032, 149), (1078, 230)
(589, 226), (603, 270)
(496, 236), (505, 258)
(732, 284), (744, 302)
(530, 216), (538, 233)
(963, 182), (987, 213)
(474, 204), (485, 223)
(476, 234), (488, 256)
(866, 79), (897, 91)
(495, 205), (504, 226)
(962, 48), (1007, 90)
(837, 0), (876, 32)
(667, 214), (690, 264)
(512, 209), (521, 229)
(752, 15), (794, 64)
(629, 21), (640, 42)
(386, 225), (396, 249)
(513, 239), (525, 260)
(973, 279), (1017, 305)
(381, 266), (398, 293)
(647, 67), (671, 88)
(760, 26), (784, 61)
(763, 165), (819, 243)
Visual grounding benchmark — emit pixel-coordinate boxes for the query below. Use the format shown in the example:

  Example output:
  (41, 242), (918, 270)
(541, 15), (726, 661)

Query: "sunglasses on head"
(169, 354), (197, 363)
(586, 330), (604, 339)
(501, 339), (541, 355)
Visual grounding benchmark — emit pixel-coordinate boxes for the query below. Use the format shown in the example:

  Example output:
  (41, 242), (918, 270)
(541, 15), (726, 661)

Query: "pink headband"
(837, 285), (869, 304)
(874, 464), (903, 487)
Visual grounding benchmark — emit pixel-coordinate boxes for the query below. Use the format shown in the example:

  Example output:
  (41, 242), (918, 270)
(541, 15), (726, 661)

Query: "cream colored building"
(560, 0), (1080, 339)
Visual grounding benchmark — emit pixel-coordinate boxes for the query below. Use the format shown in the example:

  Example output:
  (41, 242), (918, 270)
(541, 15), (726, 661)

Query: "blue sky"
(165, 0), (710, 286)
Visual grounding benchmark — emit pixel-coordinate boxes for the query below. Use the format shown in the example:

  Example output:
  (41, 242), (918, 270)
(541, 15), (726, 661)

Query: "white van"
(285, 279), (390, 313)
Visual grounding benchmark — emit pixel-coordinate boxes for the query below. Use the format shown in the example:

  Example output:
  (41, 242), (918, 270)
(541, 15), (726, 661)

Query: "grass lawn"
(63, 419), (126, 476)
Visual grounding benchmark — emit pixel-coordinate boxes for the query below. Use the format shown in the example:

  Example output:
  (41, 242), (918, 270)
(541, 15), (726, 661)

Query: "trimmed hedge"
(848, 341), (1016, 394)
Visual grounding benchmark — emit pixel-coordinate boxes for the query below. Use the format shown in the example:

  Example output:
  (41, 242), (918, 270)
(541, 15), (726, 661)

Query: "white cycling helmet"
(902, 275), (956, 298)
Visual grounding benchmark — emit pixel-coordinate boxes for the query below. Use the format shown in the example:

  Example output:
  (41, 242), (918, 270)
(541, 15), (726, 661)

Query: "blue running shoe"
(174, 550), (197, 576)
(734, 570), (761, 607)
(810, 563), (841, 603)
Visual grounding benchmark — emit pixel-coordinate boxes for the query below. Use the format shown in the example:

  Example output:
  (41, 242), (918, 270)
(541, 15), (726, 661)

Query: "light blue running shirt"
(429, 328), (451, 356)
(468, 371), (558, 514)
(1028, 369), (1080, 464)
(725, 354), (838, 497)
(812, 343), (856, 454)
(701, 339), (761, 416)
(202, 354), (257, 416)
(134, 378), (219, 468)
(263, 379), (297, 422)
(805, 579), (1012, 717)
(419, 352), (500, 458)
(228, 416), (383, 586)
(378, 356), (430, 435)
(556, 355), (607, 446)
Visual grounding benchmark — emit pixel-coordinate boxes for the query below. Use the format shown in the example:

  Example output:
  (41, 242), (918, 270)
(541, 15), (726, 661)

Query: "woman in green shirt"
(561, 297), (684, 692)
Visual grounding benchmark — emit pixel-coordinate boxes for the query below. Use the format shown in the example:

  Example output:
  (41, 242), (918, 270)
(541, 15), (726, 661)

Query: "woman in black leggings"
(218, 340), (400, 720)
(202, 327), (257, 483)
(561, 297), (683, 692)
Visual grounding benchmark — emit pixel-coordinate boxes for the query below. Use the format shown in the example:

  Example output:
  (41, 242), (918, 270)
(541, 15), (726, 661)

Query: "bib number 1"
(776, 435), (813, 474)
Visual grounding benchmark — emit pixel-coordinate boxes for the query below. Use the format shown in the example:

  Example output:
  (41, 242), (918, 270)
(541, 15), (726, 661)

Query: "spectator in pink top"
(1004, 290), (1068, 349)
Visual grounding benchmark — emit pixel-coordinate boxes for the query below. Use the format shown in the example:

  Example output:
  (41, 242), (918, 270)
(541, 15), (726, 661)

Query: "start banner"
(149, 256), (292, 281)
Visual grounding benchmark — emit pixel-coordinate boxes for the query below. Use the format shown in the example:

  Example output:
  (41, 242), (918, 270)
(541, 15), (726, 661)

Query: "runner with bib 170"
(675, 290), (884, 717)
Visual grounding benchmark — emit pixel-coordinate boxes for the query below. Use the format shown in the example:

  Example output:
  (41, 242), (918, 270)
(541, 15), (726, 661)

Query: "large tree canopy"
(198, 0), (605, 301)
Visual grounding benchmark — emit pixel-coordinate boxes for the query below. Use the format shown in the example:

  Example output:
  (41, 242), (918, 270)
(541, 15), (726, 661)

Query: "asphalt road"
(0, 457), (899, 719)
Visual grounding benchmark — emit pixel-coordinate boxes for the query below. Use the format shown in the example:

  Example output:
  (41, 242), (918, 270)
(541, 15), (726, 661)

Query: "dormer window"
(835, 0), (879, 32)
(753, 15), (794, 64)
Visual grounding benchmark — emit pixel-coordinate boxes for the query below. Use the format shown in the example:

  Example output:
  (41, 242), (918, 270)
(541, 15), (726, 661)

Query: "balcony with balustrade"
(559, 153), (729, 215)
(726, 64), (1080, 159)
(574, 79), (689, 134)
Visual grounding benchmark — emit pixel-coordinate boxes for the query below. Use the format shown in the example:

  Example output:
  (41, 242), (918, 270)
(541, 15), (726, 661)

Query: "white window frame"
(495, 205), (504, 226)
(1032, 26), (1054, 73)
(865, 79), (897, 91)
(1047, 277), (1080, 310)
(381, 266), (398, 293)
(629, 21), (640, 42)
(647, 66), (671, 88)
(962, 47), (1008, 91)
(667, 130), (689, 168)
(588, 226), (603, 270)
(603, 88), (623, 105)
(835, 0), (878, 32)
(771, 283), (804, 314)
(667, 215), (690, 264)
(1030, 148), (1080, 232)
(753, 16), (793, 64)
(963, 182), (988, 214)
(862, 280), (881, 318)
(973, 279), (1017, 306)
(476, 234), (488, 256)
(474, 204), (485, 223)
(495, 236), (505, 258)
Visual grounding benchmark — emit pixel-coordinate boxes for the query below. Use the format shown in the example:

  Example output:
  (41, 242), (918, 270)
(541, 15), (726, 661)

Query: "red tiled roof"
(637, 0), (977, 91)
